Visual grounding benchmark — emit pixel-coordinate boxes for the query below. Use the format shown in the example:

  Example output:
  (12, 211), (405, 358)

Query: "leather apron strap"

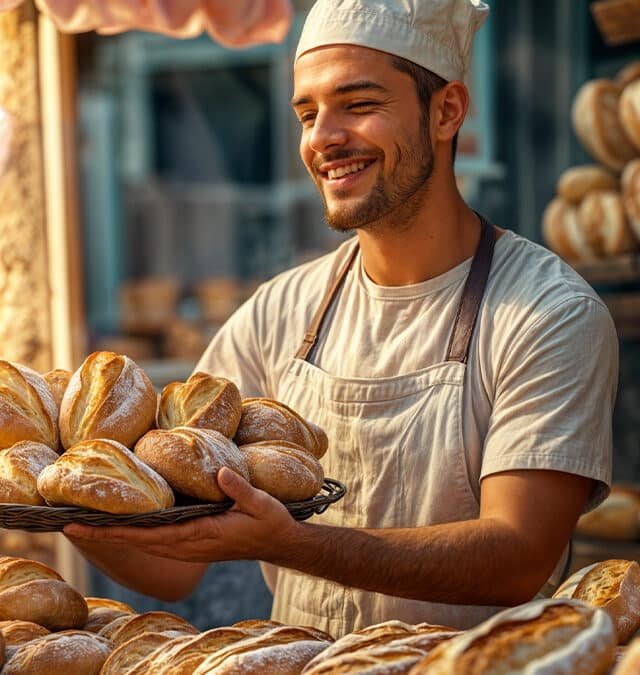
(295, 214), (496, 364)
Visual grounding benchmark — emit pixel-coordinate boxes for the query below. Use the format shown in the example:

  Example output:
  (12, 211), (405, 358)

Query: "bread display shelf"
(0, 478), (346, 532)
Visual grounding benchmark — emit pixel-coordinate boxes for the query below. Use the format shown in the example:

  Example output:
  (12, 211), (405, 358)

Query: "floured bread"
(157, 372), (242, 438)
(235, 398), (328, 459)
(99, 631), (178, 675)
(0, 442), (59, 505)
(134, 426), (249, 502)
(59, 351), (156, 450)
(0, 361), (58, 451)
(0, 620), (49, 646)
(42, 369), (72, 411)
(36, 438), (175, 514)
(553, 559), (640, 644)
(107, 610), (199, 647)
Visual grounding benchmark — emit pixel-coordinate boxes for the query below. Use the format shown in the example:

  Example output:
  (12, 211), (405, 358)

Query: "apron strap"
(295, 242), (360, 361)
(446, 214), (496, 363)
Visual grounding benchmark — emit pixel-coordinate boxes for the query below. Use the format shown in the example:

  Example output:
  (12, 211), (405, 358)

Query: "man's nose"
(308, 111), (349, 153)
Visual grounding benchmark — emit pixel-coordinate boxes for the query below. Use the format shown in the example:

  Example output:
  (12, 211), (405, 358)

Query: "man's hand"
(64, 468), (299, 564)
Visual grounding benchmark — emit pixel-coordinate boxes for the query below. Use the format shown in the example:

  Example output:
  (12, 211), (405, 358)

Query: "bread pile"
(542, 61), (640, 261)
(0, 351), (327, 514)
(575, 483), (640, 541)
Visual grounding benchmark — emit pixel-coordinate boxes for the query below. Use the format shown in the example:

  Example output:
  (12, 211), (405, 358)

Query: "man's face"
(292, 45), (434, 232)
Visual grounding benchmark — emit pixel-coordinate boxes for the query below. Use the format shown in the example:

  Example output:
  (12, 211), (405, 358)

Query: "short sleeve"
(480, 296), (617, 512)
(194, 287), (268, 398)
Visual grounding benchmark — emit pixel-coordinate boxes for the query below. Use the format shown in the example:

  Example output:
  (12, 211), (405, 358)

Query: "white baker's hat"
(295, 0), (489, 83)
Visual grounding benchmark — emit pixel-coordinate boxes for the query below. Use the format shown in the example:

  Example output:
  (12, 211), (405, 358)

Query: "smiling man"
(66, 0), (616, 637)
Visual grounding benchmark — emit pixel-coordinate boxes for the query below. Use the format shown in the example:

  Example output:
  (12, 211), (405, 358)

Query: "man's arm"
(64, 466), (591, 607)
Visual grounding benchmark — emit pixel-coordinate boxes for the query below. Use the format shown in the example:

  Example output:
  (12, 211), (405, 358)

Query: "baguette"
(0, 441), (59, 505)
(37, 438), (175, 514)
(134, 426), (249, 502)
(157, 372), (242, 438)
(59, 351), (156, 450)
(0, 620), (49, 646)
(408, 599), (615, 674)
(552, 559), (640, 644)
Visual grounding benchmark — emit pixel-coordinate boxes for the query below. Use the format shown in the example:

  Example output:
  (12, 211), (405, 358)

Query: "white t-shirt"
(196, 230), (616, 510)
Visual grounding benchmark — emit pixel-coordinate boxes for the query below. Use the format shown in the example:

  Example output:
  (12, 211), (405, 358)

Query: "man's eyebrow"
(290, 80), (389, 107)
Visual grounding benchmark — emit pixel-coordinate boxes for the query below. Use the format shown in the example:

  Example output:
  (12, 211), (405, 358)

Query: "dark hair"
(388, 55), (459, 160)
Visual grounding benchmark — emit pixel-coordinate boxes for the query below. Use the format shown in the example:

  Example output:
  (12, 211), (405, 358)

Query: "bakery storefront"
(0, 0), (638, 672)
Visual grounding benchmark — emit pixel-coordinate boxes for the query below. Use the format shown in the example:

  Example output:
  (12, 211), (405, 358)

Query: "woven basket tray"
(0, 478), (346, 532)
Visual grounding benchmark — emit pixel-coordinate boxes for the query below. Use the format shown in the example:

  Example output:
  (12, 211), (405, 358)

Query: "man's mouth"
(318, 159), (376, 183)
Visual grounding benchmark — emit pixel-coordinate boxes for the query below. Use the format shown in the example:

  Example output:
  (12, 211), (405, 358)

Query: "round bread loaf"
(0, 620), (49, 646)
(108, 611), (198, 647)
(135, 426), (249, 502)
(0, 441), (59, 505)
(42, 368), (72, 412)
(622, 158), (640, 242)
(98, 613), (135, 641)
(240, 440), (324, 502)
(542, 198), (597, 261)
(0, 361), (58, 451)
(37, 438), (175, 514)
(617, 61), (640, 88)
(99, 631), (178, 675)
(59, 351), (156, 450)
(576, 485), (640, 540)
(556, 165), (619, 204)
(83, 597), (135, 633)
(620, 80), (640, 152)
(0, 556), (88, 630)
(2, 630), (111, 675)
(577, 191), (637, 256)
(572, 79), (637, 171)
(157, 372), (242, 438)
(407, 599), (615, 674)
(616, 637), (640, 675)
(235, 398), (328, 459)
(553, 559), (640, 644)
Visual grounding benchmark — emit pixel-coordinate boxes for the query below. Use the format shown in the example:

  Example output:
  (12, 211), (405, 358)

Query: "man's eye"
(299, 113), (316, 125)
(347, 101), (375, 110)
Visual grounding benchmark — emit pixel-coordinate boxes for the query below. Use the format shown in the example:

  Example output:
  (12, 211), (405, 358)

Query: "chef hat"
(295, 0), (489, 83)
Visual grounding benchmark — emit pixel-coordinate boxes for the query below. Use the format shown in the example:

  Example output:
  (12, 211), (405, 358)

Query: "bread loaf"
(108, 610), (199, 647)
(240, 440), (324, 502)
(235, 398), (328, 459)
(0, 620), (49, 645)
(0, 441), (59, 505)
(542, 198), (597, 261)
(572, 79), (638, 171)
(620, 80), (640, 152)
(99, 631), (178, 675)
(0, 556), (88, 630)
(408, 599), (615, 674)
(0, 361), (58, 450)
(98, 613), (137, 641)
(83, 597), (135, 633)
(134, 426), (249, 502)
(43, 368), (72, 411)
(37, 438), (175, 514)
(125, 635), (197, 675)
(615, 636), (640, 674)
(576, 485), (640, 540)
(306, 644), (429, 674)
(578, 191), (638, 256)
(552, 559), (640, 644)
(59, 351), (156, 450)
(557, 165), (619, 204)
(157, 372), (242, 438)
(617, 61), (640, 88)
(2, 630), (111, 675)
(622, 158), (640, 242)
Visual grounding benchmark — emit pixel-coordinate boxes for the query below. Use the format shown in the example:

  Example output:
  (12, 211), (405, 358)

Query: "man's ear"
(431, 81), (469, 143)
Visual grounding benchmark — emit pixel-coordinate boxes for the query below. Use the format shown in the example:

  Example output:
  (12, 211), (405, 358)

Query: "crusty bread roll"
(572, 79), (638, 171)
(83, 597), (135, 633)
(86, 596), (135, 614)
(125, 635), (197, 675)
(622, 158), (640, 242)
(59, 351), (156, 450)
(0, 361), (58, 451)
(192, 626), (332, 675)
(157, 372), (242, 438)
(0, 442), (59, 505)
(620, 80), (640, 152)
(235, 398), (328, 459)
(617, 61), (640, 88)
(233, 619), (284, 631)
(615, 636), (640, 674)
(108, 610), (198, 647)
(305, 644), (429, 674)
(134, 426), (249, 502)
(407, 599), (615, 674)
(37, 438), (175, 514)
(553, 559), (640, 644)
(578, 191), (638, 256)
(303, 620), (457, 673)
(99, 631), (178, 675)
(0, 620), (49, 646)
(98, 613), (136, 641)
(2, 630), (111, 675)
(557, 165), (619, 204)
(240, 440), (324, 502)
(542, 198), (597, 261)
(0, 556), (88, 630)
(576, 485), (640, 540)
(42, 368), (72, 411)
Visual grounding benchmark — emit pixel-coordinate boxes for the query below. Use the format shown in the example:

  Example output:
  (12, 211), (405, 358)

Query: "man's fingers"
(218, 467), (271, 517)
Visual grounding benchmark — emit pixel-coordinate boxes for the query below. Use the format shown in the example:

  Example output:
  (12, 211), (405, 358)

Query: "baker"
(66, 0), (616, 637)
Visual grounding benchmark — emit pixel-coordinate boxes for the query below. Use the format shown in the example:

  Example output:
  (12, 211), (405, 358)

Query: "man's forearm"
(272, 518), (557, 607)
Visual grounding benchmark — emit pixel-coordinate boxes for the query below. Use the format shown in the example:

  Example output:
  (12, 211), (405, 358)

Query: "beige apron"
(271, 216), (506, 637)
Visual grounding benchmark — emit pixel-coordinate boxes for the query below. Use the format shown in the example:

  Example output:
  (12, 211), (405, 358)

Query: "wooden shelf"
(572, 254), (640, 285)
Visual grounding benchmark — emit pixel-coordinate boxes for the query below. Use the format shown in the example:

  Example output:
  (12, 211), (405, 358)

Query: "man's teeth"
(327, 162), (367, 180)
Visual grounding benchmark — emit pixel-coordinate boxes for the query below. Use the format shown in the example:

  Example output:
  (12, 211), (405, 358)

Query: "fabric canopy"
(0, 0), (292, 47)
